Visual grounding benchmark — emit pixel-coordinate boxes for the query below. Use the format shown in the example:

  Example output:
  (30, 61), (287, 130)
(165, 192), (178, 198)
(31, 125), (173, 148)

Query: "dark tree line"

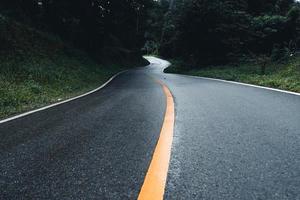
(1, 0), (300, 66)
(145, 0), (300, 66)
(0, 0), (155, 60)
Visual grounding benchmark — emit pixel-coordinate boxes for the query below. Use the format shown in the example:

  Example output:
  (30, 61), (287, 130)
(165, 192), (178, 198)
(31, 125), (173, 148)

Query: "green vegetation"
(0, 53), (126, 119)
(146, 0), (300, 66)
(0, 0), (153, 59)
(0, 15), (146, 119)
(165, 56), (300, 93)
(147, 0), (300, 93)
(0, 0), (153, 119)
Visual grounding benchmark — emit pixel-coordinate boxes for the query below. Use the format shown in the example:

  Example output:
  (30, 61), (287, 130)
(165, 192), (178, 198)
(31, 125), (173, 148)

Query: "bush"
(271, 44), (290, 62)
(287, 6), (300, 21)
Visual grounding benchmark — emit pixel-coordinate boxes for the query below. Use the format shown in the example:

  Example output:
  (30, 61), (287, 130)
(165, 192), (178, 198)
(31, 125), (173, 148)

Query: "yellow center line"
(138, 80), (175, 200)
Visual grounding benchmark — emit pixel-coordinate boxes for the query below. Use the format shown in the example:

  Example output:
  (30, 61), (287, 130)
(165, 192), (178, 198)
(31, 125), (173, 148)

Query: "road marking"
(145, 56), (300, 96)
(0, 70), (127, 124)
(138, 80), (175, 200)
(181, 75), (300, 96)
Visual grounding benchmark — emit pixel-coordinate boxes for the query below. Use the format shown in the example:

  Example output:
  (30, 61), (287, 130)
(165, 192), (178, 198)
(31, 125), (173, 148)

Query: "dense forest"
(146, 0), (300, 66)
(1, 0), (299, 65)
(0, 0), (154, 118)
(0, 0), (154, 63)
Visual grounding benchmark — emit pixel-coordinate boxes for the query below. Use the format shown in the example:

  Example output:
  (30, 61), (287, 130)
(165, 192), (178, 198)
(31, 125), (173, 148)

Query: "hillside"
(165, 56), (300, 93)
(0, 14), (148, 119)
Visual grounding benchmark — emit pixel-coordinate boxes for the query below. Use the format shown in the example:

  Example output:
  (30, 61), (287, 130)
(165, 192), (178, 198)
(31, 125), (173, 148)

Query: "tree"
(156, 0), (300, 66)
(0, 0), (154, 61)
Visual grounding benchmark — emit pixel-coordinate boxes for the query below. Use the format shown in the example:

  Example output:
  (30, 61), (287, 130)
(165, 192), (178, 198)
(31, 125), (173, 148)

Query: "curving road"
(0, 57), (299, 199)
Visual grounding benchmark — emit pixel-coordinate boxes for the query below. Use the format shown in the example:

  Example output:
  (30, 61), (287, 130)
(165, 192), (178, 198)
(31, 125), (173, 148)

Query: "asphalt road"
(0, 57), (300, 199)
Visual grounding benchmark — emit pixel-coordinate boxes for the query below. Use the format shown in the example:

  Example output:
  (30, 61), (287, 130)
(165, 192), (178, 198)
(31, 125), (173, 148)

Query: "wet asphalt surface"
(0, 68), (165, 199)
(1, 57), (300, 199)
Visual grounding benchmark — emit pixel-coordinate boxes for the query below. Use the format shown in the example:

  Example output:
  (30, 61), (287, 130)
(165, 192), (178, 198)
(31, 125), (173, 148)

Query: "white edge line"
(0, 70), (127, 124)
(146, 56), (300, 97)
(179, 74), (300, 96)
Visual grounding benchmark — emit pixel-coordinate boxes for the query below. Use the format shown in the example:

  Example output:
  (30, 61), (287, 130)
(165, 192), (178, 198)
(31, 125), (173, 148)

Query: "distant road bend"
(0, 57), (299, 200)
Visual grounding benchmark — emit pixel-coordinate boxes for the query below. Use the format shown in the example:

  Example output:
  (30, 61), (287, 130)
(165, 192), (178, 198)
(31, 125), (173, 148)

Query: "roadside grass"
(164, 56), (300, 93)
(0, 15), (145, 119)
(0, 51), (127, 119)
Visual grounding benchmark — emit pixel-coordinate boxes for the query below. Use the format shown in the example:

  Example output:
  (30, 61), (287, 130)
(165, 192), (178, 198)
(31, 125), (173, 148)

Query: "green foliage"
(253, 15), (287, 30)
(287, 6), (300, 20)
(0, 50), (126, 119)
(0, 0), (155, 56)
(0, 15), (146, 119)
(142, 40), (160, 55)
(165, 56), (300, 93)
(150, 0), (300, 67)
(271, 44), (290, 61)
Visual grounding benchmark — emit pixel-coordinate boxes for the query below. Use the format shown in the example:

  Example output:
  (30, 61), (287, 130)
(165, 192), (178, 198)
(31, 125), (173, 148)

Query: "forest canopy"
(0, 0), (154, 61)
(0, 0), (299, 66)
(146, 0), (300, 66)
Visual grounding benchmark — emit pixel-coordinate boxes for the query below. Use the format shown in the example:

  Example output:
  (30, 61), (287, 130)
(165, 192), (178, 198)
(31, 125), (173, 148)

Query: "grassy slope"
(0, 15), (147, 119)
(165, 56), (300, 93)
